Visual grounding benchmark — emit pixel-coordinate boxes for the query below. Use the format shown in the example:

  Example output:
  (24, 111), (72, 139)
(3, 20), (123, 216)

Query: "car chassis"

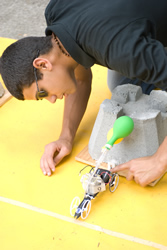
(70, 165), (119, 219)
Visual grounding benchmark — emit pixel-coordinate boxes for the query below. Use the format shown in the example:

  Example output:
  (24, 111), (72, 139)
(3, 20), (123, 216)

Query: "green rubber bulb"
(105, 116), (134, 149)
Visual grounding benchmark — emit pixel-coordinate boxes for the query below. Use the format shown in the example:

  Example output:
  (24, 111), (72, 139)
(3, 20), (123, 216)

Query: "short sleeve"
(107, 18), (167, 90)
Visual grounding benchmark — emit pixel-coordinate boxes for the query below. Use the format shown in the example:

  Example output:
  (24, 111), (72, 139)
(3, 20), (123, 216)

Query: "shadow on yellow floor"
(0, 37), (167, 250)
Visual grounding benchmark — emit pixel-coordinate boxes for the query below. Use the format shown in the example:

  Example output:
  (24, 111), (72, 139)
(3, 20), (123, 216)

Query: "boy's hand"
(40, 139), (72, 176)
(111, 154), (166, 187)
(111, 137), (167, 186)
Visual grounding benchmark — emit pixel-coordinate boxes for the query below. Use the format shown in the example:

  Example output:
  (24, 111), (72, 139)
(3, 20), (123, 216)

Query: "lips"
(58, 93), (66, 99)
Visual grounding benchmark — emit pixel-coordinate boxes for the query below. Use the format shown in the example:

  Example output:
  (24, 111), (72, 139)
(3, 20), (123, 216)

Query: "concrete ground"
(0, 0), (49, 39)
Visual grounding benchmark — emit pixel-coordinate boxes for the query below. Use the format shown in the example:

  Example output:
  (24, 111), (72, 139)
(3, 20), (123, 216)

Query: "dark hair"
(0, 36), (53, 100)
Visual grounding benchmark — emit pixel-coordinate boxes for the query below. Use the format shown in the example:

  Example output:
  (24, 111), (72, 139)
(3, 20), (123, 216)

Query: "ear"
(33, 58), (52, 71)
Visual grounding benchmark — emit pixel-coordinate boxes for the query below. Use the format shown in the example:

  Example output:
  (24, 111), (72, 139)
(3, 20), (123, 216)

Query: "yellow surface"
(0, 37), (167, 250)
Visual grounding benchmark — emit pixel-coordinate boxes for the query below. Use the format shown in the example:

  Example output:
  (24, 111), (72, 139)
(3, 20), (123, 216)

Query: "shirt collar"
(45, 25), (95, 68)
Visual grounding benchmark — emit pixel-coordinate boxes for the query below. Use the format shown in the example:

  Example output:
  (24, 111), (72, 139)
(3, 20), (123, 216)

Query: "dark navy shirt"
(45, 0), (167, 90)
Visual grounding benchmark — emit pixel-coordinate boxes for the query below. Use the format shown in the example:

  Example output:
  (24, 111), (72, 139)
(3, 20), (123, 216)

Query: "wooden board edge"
(0, 89), (12, 107)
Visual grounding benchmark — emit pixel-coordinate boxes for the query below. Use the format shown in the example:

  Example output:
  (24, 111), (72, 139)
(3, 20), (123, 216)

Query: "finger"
(53, 149), (68, 165)
(126, 172), (134, 181)
(133, 176), (139, 185)
(40, 158), (47, 175)
(138, 175), (154, 187)
(44, 160), (52, 176)
(40, 157), (52, 176)
(47, 157), (56, 172)
(110, 163), (129, 173)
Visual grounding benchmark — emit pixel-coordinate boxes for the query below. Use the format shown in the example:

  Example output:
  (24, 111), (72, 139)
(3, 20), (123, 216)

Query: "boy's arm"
(40, 65), (92, 176)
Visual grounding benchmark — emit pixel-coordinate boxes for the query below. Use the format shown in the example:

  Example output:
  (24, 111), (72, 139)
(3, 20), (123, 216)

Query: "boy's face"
(23, 65), (77, 103)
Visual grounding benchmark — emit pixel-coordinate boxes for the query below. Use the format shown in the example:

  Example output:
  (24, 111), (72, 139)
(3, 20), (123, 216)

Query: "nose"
(46, 95), (57, 103)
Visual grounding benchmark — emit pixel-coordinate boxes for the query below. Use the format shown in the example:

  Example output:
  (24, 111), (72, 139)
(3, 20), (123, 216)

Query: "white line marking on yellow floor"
(0, 196), (166, 250)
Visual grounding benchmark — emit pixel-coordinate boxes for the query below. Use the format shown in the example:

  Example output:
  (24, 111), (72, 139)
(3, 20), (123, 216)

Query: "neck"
(52, 33), (70, 57)
(51, 34), (78, 70)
